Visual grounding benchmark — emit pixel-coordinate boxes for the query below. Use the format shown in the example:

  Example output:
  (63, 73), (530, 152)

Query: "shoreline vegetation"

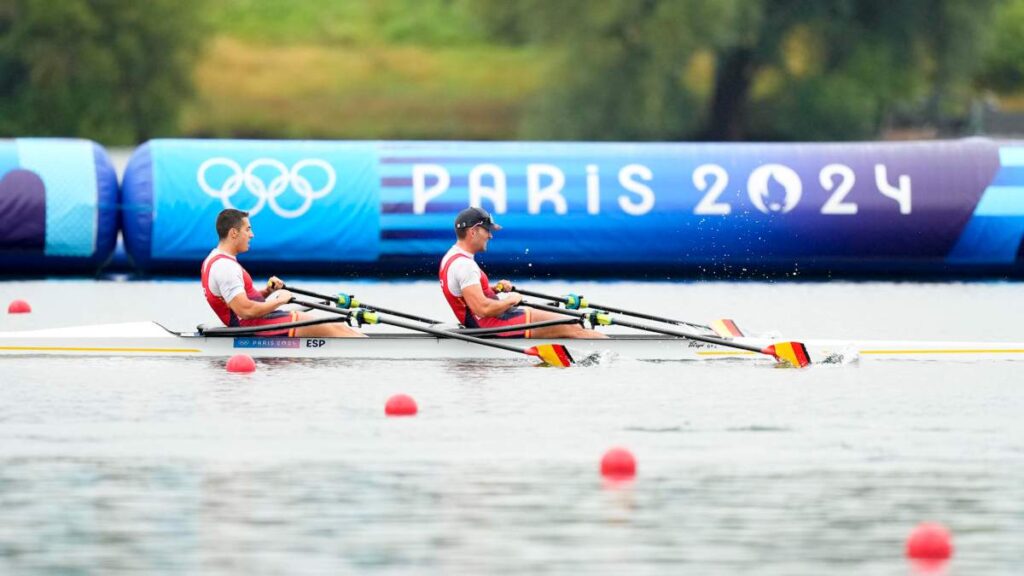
(4, 0), (1024, 143)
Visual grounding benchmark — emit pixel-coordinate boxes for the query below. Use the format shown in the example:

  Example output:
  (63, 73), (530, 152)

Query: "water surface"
(1, 280), (1022, 574)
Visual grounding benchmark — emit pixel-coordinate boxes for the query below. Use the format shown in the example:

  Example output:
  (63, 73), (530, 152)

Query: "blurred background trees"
(0, 0), (205, 142)
(472, 0), (1002, 140)
(1, 0), (1022, 144)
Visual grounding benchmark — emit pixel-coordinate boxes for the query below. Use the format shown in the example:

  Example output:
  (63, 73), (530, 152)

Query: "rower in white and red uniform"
(439, 207), (606, 339)
(201, 208), (364, 338)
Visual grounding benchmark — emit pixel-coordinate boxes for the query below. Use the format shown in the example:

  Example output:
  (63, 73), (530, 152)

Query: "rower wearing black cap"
(439, 207), (606, 339)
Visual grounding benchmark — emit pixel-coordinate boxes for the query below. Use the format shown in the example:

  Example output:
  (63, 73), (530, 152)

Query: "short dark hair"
(216, 209), (249, 239)
(456, 226), (468, 240)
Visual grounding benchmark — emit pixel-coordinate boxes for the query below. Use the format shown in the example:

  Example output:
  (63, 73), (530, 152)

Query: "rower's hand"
(266, 276), (285, 292)
(494, 279), (514, 293)
(503, 292), (523, 307)
(268, 289), (293, 305)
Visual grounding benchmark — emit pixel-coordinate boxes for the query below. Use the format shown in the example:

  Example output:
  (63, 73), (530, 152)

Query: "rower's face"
(232, 218), (254, 252)
(471, 226), (492, 251)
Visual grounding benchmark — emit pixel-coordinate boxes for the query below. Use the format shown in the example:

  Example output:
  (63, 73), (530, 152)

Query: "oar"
(498, 285), (723, 334)
(279, 284), (443, 325)
(292, 298), (577, 368)
(520, 300), (810, 368)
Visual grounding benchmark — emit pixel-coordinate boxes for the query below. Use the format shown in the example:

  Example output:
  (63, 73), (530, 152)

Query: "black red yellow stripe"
(762, 342), (811, 368)
(525, 344), (575, 367)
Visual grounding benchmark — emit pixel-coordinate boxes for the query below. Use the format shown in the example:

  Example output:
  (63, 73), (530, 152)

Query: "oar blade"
(762, 342), (811, 368)
(710, 318), (744, 338)
(525, 344), (575, 367)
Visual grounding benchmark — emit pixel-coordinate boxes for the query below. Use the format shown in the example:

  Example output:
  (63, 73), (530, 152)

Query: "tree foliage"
(469, 0), (736, 140)
(0, 0), (205, 143)
(472, 0), (1003, 141)
(978, 0), (1024, 93)
(0, 0), (1019, 142)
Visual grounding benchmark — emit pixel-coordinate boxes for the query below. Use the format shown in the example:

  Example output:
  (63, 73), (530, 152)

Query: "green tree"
(724, 0), (926, 140)
(977, 0), (1024, 94)
(670, 0), (997, 139)
(470, 0), (737, 140)
(0, 0), (205, 143)
(472, 0), (1002, 141)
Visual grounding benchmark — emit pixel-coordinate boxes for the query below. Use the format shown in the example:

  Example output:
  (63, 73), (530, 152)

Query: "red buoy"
(906, 522), (953, 560)
(600, 447), (636, 479)
(385, 394), (418, 417)
(7, 300), (31, 314)
(226, 354), (256, 373)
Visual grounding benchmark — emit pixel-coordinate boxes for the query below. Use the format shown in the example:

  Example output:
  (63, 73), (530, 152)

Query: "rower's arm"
(462, 284), (520, 318)
(227, 292), (288, 320)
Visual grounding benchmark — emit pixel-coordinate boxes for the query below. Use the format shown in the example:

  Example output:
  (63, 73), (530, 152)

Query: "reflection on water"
(3, 455), (1019, 574)
(1, 281), (1023, 574)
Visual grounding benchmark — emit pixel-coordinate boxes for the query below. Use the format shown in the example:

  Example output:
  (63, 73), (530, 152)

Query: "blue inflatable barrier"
(120, 138), (1024, 277)
(122, 140), (379, 274)
(0, 139), (118, 275)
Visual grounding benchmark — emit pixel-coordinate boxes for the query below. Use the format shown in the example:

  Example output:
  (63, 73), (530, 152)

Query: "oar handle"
(509, 286), (585, 307)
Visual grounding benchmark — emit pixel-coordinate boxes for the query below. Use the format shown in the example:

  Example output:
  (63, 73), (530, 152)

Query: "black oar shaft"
(522, 301), (764, 355)
(512, 287), (710, 331)
(295, 299), (534, 356)
(285, 285), (441, 325)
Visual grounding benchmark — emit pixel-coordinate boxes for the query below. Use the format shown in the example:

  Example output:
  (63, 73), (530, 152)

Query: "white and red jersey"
(439, 244), (528, 334)
(201, 249), (267, 326)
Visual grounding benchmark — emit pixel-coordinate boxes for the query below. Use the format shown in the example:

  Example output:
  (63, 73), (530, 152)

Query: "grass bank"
(182, 0), (548, 139)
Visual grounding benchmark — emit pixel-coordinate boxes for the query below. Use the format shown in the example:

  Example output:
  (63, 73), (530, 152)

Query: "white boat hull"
(2, 322), (1024, 363)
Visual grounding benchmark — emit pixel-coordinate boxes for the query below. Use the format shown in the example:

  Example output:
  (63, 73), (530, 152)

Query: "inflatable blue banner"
(0, 138), (118, 274)
(121, 138), (1024, 276)
(122, 140), (378, 272)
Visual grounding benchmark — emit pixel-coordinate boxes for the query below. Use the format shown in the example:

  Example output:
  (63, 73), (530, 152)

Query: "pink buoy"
(385, 394), (418, 417)
(226, 354), (256, 373)
(906, 522), (953, 560)
(600, 447), (636, 480)
(7, 300), (31, 314)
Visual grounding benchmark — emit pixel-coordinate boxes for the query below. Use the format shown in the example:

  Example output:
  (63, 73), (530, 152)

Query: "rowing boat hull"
(2, 322), (1024, 363)
(0, 322), (726, 361)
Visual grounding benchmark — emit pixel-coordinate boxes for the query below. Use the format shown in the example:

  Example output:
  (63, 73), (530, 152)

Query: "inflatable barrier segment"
(120, 138), (1023, 276)
(121, 139), (379, 273)
(0, 138), (118, 274)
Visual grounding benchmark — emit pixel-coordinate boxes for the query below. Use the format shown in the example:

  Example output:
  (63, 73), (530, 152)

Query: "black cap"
(454, 206), (502, 231)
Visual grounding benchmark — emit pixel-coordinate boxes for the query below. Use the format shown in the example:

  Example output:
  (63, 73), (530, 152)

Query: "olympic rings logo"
(197, 157), (336, 219)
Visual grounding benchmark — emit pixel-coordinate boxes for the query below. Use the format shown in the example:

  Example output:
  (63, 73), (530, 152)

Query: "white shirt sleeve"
(208, 258), (246, 303)
(447, 258), (481, 297)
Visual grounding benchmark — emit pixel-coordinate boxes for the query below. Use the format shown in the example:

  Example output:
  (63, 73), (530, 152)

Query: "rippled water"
(1, 280), (1023, 575)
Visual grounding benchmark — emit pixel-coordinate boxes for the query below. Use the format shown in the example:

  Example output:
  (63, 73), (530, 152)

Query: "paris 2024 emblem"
(747, 164), (802, 214)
